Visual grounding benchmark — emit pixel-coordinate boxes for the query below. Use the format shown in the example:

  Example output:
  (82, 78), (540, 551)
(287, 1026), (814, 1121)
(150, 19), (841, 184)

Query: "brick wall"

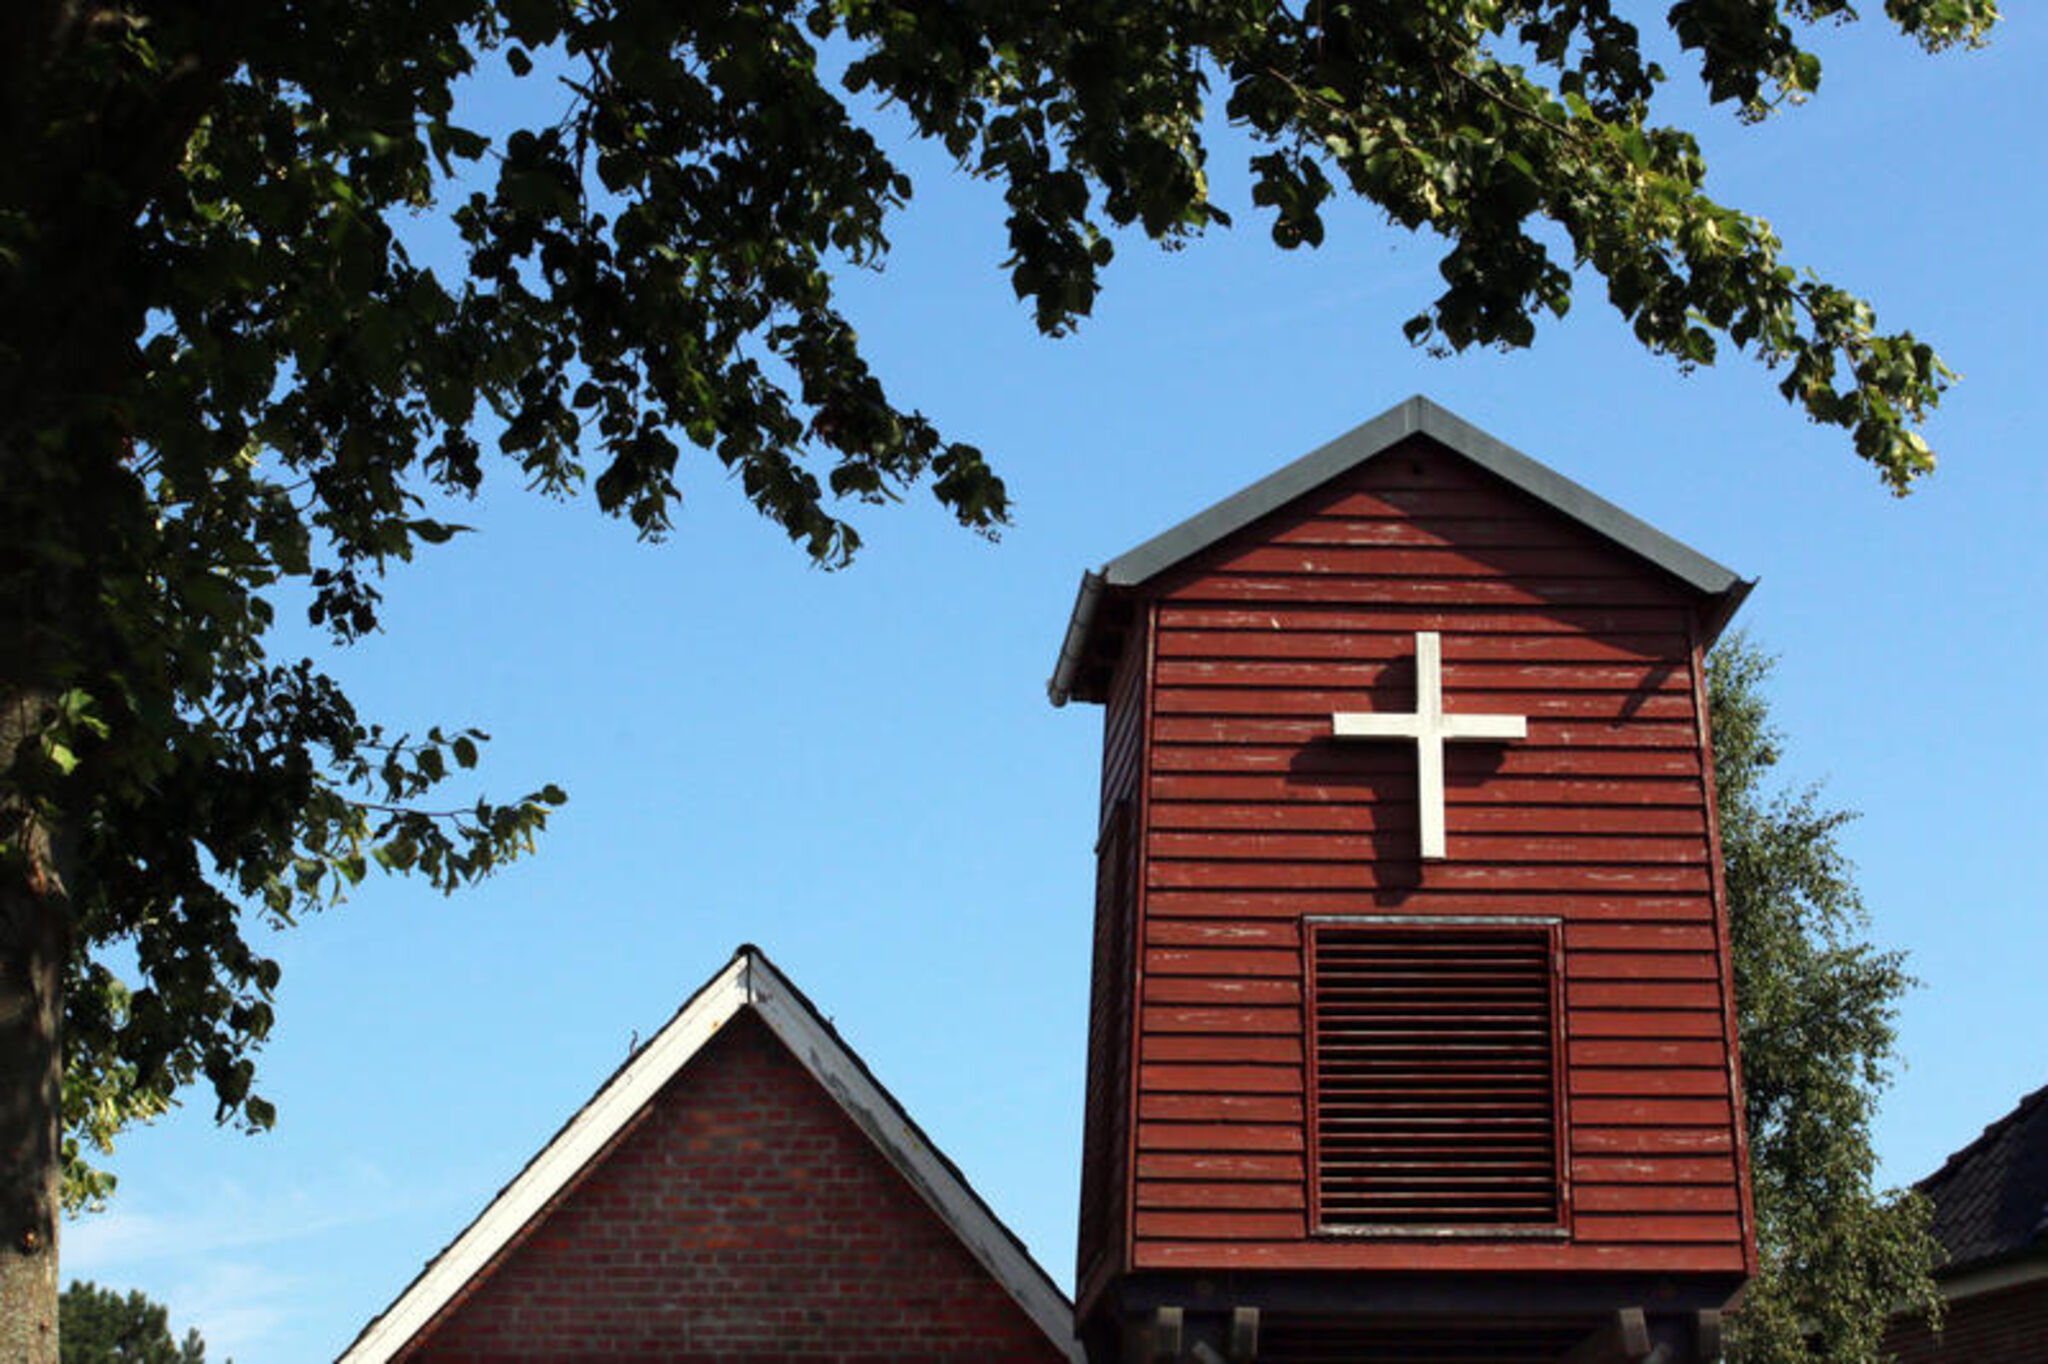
(402, 1011), (1067, 1362)
(1884, 1275), (2048, 1363)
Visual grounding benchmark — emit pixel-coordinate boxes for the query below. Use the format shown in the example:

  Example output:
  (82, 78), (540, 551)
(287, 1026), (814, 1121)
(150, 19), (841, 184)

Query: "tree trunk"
(0, 691), (67, 1364)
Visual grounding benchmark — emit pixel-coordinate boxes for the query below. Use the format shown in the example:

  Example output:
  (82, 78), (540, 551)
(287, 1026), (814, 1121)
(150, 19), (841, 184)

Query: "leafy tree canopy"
(0, 0), (1994, 1352)
(58, 1281), (208, 1364)
(1710, 638), (1937, 1363)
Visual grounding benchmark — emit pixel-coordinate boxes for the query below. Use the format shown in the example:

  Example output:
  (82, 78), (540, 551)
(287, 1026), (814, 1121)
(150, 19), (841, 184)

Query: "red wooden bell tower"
(1052, 398), (1757, 1363)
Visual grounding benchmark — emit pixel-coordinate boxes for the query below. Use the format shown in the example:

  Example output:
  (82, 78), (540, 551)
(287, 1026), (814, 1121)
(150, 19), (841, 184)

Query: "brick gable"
(403, 1013), (1066, 1362)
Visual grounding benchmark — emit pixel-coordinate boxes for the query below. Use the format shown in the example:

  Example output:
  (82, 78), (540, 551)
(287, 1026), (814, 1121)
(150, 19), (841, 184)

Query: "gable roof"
(339, 945), (1082, 1362)
(1917, 1081), (2048, 1278)
(1049, 395), (1753, 705)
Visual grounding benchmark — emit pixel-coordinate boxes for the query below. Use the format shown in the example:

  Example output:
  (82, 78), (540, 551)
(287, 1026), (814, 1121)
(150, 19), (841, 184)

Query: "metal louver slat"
(1310, 922), (1562, 1231)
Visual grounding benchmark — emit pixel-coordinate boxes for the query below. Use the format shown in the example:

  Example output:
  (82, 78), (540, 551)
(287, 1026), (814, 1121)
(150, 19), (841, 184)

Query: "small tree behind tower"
(1710, 638), (1940, 1363)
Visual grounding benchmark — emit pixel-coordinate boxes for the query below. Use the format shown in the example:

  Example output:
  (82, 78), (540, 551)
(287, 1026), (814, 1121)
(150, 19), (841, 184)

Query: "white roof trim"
(339, 948), (1082, 1363)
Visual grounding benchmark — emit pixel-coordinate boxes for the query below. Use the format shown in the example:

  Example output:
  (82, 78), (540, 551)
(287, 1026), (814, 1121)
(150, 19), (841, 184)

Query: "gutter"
(1046, 570), (1105, 707)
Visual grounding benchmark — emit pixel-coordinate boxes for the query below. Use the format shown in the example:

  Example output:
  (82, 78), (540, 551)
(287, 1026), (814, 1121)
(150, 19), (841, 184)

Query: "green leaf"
(408, 518), (471, 545)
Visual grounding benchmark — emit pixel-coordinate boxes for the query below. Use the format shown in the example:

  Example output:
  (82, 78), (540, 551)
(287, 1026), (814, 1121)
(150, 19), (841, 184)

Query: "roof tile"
(1917, 1082), (2048, 1275)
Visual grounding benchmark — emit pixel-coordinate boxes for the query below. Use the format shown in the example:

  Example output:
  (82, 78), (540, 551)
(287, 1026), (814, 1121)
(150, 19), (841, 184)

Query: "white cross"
(1331, 631), (1527, 861)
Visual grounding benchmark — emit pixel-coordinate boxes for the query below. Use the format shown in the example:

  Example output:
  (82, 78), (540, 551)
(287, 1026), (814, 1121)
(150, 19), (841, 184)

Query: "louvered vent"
(1309, 921), (1562, 1231)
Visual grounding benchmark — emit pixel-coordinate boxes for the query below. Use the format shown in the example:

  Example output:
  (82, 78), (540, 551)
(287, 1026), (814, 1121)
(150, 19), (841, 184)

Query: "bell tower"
(1053, 397), (1755, 1363)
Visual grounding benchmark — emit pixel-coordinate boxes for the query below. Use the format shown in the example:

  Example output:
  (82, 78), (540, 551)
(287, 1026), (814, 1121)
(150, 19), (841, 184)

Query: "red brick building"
(340, 946), (1080, 1362)
(1884, 1082), (2048, 1362)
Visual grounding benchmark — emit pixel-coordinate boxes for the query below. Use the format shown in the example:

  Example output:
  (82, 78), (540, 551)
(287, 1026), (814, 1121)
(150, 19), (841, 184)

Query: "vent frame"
(1305, 914), (1570, 1239)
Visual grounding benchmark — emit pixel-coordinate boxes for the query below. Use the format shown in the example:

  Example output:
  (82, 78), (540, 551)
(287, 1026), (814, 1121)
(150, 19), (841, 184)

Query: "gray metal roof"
(1049, 396), (1753, 705)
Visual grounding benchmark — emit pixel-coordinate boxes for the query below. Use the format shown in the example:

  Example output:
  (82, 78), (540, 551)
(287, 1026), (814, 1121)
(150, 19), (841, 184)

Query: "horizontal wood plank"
(1203, 545), (1657, 582)
(1140, 1064), (1297, 1097)
(1569, 1039), (1727, 1068)
(1143, 976), (1303, 1005)
(1158, 628), (1690, 664)
(1567, 924), (1720, 951)
(1135, 1210), (1308, 1240)
(1150, 802), (1707, 836)
(1262, 516), (1592, 549)
(1573, 1127), (1735, 1155)
(1133, 1241), (1748, 1273)
(1136, 1181), (1307, 1210)
(1160, 574), (1689, 608)
(1310, 489), (1556, 519)
(1146, 919), (1302, 948)
(1571, 1156), (1736, 1185)
(1154, 659), (1693, 694)
(1151, 863), (1714, 893)
(1151, 831), (1707, 866)
(1569, 1068), (1729, 1097)
(1571, 1097), (1731, 1126)
(1566, 952), (1720, 981)
(1152, 772), (1706, 806)
(1146, 891), (1712, 920)
(1156, 708), (1703, 741)
(1574, 1184), (1740, 1214)
(1140, 1037), (1305, 1065)
(1568, 981), (1724, 1010)
(1142, 1005), (1301, 1035)
(1137, 1153), (1307, 1182)
(1569, 1011), (1727, 1039)
(1155, 605), (1693, 636)
(1572, 1213), (1744, 1244)
(1145, 947), (1302, 976)
(1140, 1094), (1304, 1123)
(1137, 1122), (1306, 1153)
(1152, 744), (1702, 776)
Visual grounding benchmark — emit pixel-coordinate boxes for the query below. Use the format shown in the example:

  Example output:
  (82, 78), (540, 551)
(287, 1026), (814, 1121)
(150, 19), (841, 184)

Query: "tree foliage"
(0, 0), (1997, 1349)
(58, 1281), (208, 1364)
(1710, 638), (1938, 1363)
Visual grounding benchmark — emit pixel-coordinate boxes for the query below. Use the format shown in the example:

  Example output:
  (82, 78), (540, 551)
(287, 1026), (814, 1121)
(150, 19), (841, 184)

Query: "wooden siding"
(1122, 437), (1752, 1278)
(1075, 625), (1148, 1310)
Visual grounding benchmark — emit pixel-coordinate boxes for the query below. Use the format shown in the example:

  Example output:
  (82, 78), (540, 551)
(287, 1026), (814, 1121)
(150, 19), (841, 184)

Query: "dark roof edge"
(1935, 1240), (2048, 1285)
(1918, 1080), (2048, 1199)
(1049, 397), (1753, 703)
(1047, 570), (1105, 707)
(1699, 576), (1757, 649)
(1107, 396), (1746, 599)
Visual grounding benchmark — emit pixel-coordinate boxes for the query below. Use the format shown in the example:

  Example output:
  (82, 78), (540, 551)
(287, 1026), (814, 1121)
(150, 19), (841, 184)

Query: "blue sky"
(64, 14), (2045, 1360)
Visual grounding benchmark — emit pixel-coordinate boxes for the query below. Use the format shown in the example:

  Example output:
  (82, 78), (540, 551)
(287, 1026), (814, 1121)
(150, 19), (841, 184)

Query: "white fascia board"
(337, 956), (753, 1363)
(745, 953), (1086, 1362)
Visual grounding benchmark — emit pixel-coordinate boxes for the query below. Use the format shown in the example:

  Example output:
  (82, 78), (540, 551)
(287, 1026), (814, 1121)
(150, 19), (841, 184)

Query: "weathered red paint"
(1071, 435), (1756, 1327)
